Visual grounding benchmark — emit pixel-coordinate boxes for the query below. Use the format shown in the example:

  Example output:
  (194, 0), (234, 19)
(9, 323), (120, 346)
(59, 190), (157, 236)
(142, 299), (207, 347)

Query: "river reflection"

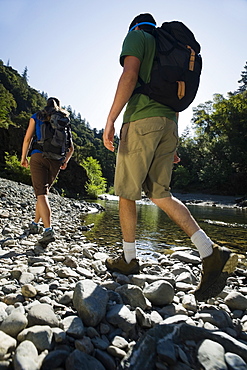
(81, 199), (247, 255)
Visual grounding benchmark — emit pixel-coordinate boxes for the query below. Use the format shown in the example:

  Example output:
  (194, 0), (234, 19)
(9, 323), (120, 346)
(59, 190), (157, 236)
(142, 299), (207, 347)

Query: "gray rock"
(182, 294), (197, 312)
(111, 335), (129, 349)
(225, 352), (247, 370)
(52, 327), (66, 343)
(27, 303), (60, 327)
(94, 252), (108, 261)
(77, 266), (93, 278)
(170, 251), (201, 264)
(28, 266), (45, 275)
(19, 272), (34, 285)
(195, 308), (232, 329)
(135, 307), (152, 328)
(106, 304), (136, 332)
(73, 280), (108, 326)
(157, 338), (177, 365)
(150, 310), (163, 325)
(107, 345), (126, 359)
(59, 291), (74, 305)
(225, 291), (247, 310)
(197, 339), (227, 369)
(63, 256), (78, 268)
(0, 308), (28, 337)
(0, 307), (7, 323)
(91, 260), (107, 274)
(75, 336), (94, 354)
(65, 349), (106, 370)
(57, 267), (79, 278)
(95, 349), (116, 370)
(163, 314), (192, 325)
(34, 284), (50, 296)
(115, 284), (151, 310)
(176, 271), (197, 284)
(62, 315), (85, 339)
(143, 280), (174, 306)
(91, 337), (109, 350)
(17, 325), (53, 351)
(40, 349), (70, 370)
(130, 273), (175, 288)
(13, 340), (40, 370)
(0, 331), (17, 359)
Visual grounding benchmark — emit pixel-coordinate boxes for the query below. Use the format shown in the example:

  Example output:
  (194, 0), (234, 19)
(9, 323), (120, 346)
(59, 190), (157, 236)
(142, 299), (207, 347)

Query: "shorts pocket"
(135, 120), (165, 136)
(120, 123), (129, 142)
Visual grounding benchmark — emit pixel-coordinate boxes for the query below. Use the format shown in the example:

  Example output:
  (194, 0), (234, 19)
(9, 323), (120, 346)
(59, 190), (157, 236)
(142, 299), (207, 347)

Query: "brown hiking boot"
(105, 254), (140, 275)
(193, 244), (238, 301)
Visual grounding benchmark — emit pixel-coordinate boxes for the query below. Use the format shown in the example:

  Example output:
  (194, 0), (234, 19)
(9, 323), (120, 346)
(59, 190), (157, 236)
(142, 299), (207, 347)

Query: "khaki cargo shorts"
(30, 153), (61, 196)
(114, 117), (178, 200)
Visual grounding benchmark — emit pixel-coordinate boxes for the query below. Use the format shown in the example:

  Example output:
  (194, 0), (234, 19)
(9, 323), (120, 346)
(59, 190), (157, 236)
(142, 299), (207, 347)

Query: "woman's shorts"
(30, 153), (61, 196)
(114, 117), (178, 200)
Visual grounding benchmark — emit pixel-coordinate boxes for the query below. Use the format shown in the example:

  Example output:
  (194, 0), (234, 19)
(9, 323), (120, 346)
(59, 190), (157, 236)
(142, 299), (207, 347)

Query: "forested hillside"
(0, 59), (246, 197)
(172, 62), (247, 195)
(0, 60), (117, 198)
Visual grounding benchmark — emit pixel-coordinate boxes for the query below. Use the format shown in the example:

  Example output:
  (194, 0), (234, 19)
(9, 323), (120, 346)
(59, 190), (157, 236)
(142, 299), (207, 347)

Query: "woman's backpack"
(38, 110), (71, 161)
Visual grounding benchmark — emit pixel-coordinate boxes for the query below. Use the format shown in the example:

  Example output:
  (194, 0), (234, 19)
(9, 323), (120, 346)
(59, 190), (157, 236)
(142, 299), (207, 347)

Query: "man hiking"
(103, 13), (238, 301)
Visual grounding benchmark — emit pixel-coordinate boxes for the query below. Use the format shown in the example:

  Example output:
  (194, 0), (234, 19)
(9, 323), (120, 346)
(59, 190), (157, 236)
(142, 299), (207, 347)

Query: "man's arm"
(103, 55), (141, 151)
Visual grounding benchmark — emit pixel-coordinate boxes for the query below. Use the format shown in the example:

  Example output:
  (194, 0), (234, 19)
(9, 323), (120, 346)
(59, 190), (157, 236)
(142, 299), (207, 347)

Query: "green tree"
(0, 85), (16, 128)
(1, 152), (31, 184)
(236, 61), (247, 93)
(190, 91), (247, 194)
(81, 156), (107, 199)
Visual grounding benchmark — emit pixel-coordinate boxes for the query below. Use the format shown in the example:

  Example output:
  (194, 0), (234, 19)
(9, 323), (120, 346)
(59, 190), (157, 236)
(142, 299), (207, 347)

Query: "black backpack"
(35, 110), (71, 161)
(133, 21), (202, 112)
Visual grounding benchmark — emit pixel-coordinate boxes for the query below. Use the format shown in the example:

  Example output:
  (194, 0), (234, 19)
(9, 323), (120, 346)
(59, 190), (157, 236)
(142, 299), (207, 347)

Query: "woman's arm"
(60, 142), (74, 170)
(20, 118), (36, 168)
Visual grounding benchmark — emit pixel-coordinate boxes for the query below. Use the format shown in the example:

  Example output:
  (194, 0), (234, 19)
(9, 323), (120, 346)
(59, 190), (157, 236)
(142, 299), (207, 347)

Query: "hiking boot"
(193, 244), (238, 301)
(38, 229), (55, 246)
(105, 254), (140, 275)
(25, 223), (43, 235)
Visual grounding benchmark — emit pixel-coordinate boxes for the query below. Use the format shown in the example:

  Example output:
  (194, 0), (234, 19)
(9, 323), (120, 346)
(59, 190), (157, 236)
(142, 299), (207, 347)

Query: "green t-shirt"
(120, 30), (177, 124)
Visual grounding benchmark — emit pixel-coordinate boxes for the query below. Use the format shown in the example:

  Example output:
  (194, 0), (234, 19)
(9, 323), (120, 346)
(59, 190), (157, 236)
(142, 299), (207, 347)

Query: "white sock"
(123, 240), (136, 263)
(191, 229), (213, 259)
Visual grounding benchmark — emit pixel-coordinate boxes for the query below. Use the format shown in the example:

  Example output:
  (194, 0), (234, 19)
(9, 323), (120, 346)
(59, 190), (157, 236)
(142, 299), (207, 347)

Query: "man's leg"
(119, 197), (136, 242)
(105, 197), (139, 275)
(151, 195), (238, 301)
(151, 196), (213, 257)
(119, 197), (137, 263)
(150, 196), (200, 237)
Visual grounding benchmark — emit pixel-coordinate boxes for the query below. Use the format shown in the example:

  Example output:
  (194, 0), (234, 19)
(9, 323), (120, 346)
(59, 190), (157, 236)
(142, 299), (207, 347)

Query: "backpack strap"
(129, 22), (156, 32)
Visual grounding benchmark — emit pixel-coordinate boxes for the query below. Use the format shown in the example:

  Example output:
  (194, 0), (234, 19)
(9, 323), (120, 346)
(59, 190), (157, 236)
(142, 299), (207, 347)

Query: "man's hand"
(103, 120), (115, 152)
(173, 152), (181, 164)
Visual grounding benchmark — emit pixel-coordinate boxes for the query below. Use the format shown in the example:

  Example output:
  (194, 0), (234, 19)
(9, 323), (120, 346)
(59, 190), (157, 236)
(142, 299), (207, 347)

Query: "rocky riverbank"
(0, 177), (247, 370)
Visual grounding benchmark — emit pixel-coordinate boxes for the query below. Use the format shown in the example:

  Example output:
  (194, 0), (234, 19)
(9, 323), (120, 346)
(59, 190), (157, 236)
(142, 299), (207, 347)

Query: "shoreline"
(0, 178), (247, 369)
(99, 192), (247, 209)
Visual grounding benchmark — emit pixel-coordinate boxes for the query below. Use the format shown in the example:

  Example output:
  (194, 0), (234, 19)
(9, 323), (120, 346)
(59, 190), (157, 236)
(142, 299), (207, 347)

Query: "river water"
(81, 195), (247, 257)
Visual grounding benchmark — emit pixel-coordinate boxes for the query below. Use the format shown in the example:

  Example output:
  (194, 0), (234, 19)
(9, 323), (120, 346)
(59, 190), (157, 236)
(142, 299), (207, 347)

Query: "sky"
(0, 0), (247, 136)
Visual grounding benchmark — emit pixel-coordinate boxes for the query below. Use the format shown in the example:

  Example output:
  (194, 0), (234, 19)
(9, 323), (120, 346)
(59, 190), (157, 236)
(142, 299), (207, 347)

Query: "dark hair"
(47, 97), (61, 108)
(37, 97), (69, 121)
(129, 13), (156, 32)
